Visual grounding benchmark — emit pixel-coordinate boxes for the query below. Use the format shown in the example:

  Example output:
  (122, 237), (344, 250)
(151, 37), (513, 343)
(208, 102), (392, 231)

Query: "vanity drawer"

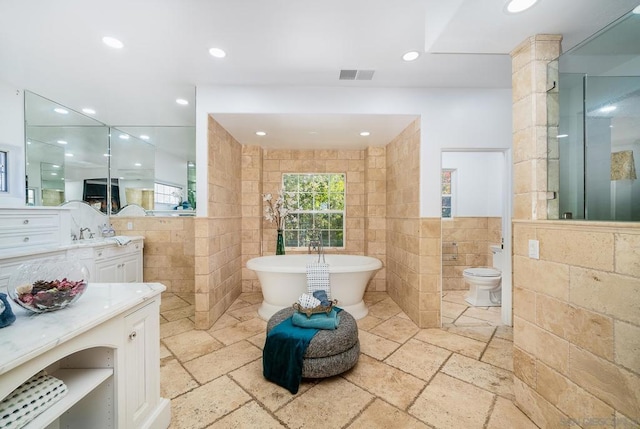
(94, 240), (142, 260)
(0, 228), (60, 250)
(0, 213), (60, 230)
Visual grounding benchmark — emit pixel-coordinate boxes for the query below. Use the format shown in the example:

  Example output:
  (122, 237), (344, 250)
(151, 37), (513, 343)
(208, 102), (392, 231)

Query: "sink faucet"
(79, 227), (91, 240)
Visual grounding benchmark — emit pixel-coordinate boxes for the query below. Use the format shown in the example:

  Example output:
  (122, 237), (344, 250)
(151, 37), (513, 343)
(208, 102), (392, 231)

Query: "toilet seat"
(463, 267), (501, 278)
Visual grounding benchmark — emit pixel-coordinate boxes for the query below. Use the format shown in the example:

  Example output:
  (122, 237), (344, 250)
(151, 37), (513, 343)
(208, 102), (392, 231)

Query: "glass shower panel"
(585, 76), (640, 221)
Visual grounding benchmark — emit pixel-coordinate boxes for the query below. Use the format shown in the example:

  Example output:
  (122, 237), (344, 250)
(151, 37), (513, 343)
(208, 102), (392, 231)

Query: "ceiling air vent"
(339, 69), (375, 80)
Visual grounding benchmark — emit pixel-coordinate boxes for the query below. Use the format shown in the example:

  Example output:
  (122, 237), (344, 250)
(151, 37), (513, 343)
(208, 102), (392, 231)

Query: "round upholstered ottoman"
(266, 307), (360, 378)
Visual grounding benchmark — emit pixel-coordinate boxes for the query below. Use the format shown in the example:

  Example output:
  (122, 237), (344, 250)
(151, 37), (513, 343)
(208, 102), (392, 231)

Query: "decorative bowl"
(8, 260), (89, 313)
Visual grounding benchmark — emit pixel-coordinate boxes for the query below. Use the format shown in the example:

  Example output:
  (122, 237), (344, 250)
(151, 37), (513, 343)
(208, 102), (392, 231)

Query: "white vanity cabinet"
(0, 208), (71, 256)
(93, 239), (143, 283)
(0, 283), (170, 429)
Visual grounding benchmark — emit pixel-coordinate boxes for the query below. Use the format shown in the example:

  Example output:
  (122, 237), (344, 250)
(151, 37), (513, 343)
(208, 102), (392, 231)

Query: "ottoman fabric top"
(267, 307), (359, 359)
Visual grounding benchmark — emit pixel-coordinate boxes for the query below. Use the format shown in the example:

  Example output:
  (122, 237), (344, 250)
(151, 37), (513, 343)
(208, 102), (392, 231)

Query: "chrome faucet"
(307, 229), (325, 262)
(79, 227), (91, 240)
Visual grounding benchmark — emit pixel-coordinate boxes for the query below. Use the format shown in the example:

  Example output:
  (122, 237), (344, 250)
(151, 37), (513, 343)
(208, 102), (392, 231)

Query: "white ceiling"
(1, 0), (639, 148)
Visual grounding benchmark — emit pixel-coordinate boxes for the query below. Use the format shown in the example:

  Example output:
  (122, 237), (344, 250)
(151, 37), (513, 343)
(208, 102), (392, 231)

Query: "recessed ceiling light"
(633, 5), (640, 14)
(140, 135), (150, 140)
(52, 164), (60, 168)
(599, 105), (617, 113)
(255, 131), (267, 136)
(360, 131), (371, 137)
(65, 153), (74, 157)
(51, 172), (57, 176)
(557, 134), (568, 138)
(82, 108), (96, 115)
(57, 140), (68, 145)
(134, 162), (142, 167)
(54, 108), (68, 114)
(505, 0), (538, 13)
(176, 98), (189, 105)
(402, 51), (420, 62)
(209, 47), (226, 58)
(188, 162), (195, 167)
(102, 36), (124, 49)
(103, 153), (111, 157)
(27, 141), (31, 145)
(119, 134), (130, 140)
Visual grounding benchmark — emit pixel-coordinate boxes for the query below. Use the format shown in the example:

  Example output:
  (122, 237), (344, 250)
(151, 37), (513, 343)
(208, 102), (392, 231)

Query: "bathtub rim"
(246, 254), (382, 274)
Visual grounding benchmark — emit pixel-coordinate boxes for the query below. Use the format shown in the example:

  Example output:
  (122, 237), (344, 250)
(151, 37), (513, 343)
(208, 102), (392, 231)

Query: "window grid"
(442, 169), (453, 218)
(282, 173), (346, 248)
(154, 182), (182, 205)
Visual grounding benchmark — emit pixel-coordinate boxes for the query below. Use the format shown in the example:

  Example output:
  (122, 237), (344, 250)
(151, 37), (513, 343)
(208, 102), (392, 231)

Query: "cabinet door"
(120, 253), (142, 283)
(124, 301), (160, 428)
(94, 258), (120, 283)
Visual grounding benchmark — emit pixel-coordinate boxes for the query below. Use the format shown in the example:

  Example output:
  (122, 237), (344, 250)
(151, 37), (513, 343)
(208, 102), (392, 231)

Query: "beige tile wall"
(513, 221), (640, 427)
(241, 145), (263, 292)
(365, 146), (387, 291)
(194, 116), (243, 329)
(385, 118), (440, 327)
(511, 34), (640, 428)
(111, 216), (195, 293)
(442, 217), (501, 291)
(258, 149), (366, 256)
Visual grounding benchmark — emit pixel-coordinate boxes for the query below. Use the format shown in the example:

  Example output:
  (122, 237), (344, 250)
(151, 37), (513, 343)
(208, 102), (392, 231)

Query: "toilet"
(463, 245), (503, 307)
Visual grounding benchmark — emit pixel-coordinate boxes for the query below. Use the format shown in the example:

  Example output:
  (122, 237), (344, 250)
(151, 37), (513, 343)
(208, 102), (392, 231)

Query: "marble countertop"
(0, 282), (165, 376)
(0, 236), (144, 261)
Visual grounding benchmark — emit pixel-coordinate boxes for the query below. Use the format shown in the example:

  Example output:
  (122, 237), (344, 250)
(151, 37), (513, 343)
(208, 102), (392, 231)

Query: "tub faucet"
(307, 229), (325, 262)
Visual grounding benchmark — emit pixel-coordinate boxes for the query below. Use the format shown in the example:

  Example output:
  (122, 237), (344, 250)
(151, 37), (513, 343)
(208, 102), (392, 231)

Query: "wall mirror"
(24, 91), (196, 216)
(548, 9), (640, 221)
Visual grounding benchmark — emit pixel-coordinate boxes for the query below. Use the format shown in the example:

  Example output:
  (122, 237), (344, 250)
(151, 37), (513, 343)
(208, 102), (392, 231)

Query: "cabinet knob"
(129, 331), (137, 340)
(23, 219), (29, 224)
(23, 237), (29, 242)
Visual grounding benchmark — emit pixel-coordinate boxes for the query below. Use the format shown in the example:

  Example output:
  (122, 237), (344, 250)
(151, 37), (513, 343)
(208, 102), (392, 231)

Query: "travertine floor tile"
(275, 377), (373, 429)
(494, 325), (514, 341)
(207, 313), (241, 332)
(160, 358), (199, 399)
(174, 292), (196, 305)
(169, 376), (251, 429)
(161, 318), (195, 339)
(347, 398), (430, 429)
(486, 397), (539, 429)
(163, 329), (224, 363)
(229, 359), (314, 411)
(343, 354), (426, 410)
(246, 332), (266, 350)
(385, 339), (451, 381)
(442, 291), (470, 306)
(228, 303), (262, 321)
(367, 297), (402, 320)
(409, 373), (494, 429)
(363, 291), (389, 306)
(413, 329), (487, 359)
(162, 304), (196, 322)
(358, 330), (401, 360)
(462, 307), (504, 325)
(441, 353), (514, 399)
(184, 341), (262, 384)
(442, 325), (496, 343)
(238, 292), (264, 305)
(206, 401), (286, 428)
(160, 343), (172, 360)
(453, 314), (495, 327)
(226, 297), (252, 312)
(481, 337), (514, 372)
(209, 317), (267, 345)
(369, 316), (419, 343)
(161, 294), (192, 312)
(356, 314), (384, 331)
(442, 301), (468, 319)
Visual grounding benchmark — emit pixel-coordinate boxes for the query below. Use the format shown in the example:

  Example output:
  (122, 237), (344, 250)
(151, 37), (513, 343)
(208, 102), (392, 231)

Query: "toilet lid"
(463, 267), (501, 277)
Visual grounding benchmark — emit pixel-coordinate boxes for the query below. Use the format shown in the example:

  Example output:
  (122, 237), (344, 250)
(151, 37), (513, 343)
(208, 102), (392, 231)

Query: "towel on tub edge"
(306, 261), (331, 300)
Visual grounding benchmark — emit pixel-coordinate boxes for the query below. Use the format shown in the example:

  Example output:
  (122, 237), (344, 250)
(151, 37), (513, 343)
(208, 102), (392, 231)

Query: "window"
(441, 169), (454, 218)
(154, 182), (182, 205)
(282, 173), (345, 248)
(0, 150), (7, 193)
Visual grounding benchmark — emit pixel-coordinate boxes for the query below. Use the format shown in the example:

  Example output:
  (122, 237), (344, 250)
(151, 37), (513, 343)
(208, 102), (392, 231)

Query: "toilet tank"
(490, 245), (503, 271)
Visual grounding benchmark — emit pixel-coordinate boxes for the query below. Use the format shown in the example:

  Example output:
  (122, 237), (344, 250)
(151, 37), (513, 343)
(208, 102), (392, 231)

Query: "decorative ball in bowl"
(8, 260), (89, 313)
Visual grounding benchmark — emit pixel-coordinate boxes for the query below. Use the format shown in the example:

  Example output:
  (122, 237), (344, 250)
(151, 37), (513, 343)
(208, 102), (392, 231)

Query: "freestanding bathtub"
(246, 254), (382, 320)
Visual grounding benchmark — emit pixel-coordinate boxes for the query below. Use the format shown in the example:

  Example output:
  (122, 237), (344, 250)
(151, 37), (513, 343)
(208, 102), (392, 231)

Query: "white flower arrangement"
(263, 190), (296, 230)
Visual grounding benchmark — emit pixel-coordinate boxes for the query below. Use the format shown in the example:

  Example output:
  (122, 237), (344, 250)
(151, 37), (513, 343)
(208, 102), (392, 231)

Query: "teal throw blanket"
(292, 308), (341, 330)
(263, 317), (319, 394)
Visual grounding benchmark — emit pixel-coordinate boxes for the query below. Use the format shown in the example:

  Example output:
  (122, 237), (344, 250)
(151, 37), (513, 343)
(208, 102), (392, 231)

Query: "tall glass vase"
(276, 229), (285, 255)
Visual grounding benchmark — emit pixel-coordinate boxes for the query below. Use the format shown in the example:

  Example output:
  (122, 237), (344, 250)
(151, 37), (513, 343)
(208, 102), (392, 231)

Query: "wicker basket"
(292, 299), (338, 318)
